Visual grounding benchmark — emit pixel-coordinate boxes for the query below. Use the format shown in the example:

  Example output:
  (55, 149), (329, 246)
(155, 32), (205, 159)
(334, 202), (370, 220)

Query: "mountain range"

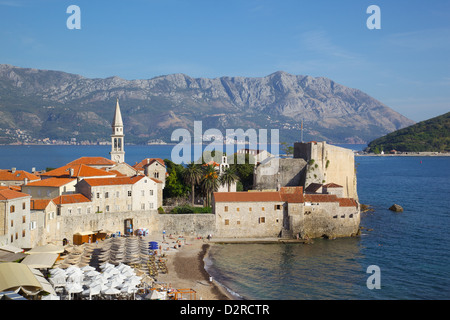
(0, 64), (415, 145)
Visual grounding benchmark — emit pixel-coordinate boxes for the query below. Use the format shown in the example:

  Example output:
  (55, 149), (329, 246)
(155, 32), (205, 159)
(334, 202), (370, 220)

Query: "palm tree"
(201, 164), (219, 207)
(182, 162), (203, 206)
(219, 167), (239, 192)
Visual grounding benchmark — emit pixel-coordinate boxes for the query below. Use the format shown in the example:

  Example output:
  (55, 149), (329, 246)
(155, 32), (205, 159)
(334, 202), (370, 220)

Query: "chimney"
(69, 168), (74, 177)
(24, 178), (28, 185)
(11, 167), (16, 173)
(31, 167), (36, 173)
(147, 158), (150, 164)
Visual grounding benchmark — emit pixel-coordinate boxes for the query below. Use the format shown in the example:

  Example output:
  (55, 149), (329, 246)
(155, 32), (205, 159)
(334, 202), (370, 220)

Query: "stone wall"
(253, 158), (307, 190)
(294, 142), (358, 200)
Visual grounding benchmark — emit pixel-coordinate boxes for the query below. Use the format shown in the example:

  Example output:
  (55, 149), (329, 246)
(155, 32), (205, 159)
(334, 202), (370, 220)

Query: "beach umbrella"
(82, 284), (102, 300)
(66, 283), (83, 300)
(85, 270), (100, 278)
(41, 294), (60, 300)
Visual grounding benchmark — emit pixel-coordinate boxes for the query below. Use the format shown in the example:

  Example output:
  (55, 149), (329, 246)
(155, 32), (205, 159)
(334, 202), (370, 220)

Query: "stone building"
(21, 177), (77, 199)
(0, 189), (32, 248)
(133, 158), (166, 187)
(29, 199), (57, 247)
(40, 164), (116, 181)
(213, 182), (360, 240)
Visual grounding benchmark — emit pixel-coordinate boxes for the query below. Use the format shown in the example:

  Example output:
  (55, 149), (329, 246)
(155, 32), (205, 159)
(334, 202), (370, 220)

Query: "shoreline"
(156, 237), (234, 300)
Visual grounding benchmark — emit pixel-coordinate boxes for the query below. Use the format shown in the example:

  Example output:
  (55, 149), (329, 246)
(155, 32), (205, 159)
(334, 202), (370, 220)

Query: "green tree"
(201, 164), (219, 207)
(230, 153), (254, 191)
(280, 142), (294, 156)
(182, 162), (203, 206)
(219, 167), (239, 192)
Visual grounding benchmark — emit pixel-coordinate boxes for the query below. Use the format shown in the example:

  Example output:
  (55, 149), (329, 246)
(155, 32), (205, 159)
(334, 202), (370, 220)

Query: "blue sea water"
(206, 156), (450, 300)
(1, 144), (448, 299)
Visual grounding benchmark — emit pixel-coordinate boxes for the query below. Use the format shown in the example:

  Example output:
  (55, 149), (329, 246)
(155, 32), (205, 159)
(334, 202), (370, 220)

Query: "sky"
(0, 0), (449, 122)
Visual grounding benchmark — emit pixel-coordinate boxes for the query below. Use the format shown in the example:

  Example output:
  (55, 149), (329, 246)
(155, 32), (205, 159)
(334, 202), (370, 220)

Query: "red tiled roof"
(81, 175), (145, 186)
(214, 191), (282, 203)
(40, 164), (116, 178)
(338, 198), (358, 207)
(52, 194), (91, 205)
(280, 187), (304, 203)
(0, 169), (40, 182)
(67, 157), (116, 166)
(0, 189), (30, 201)
(305, 183), (323, 193)
(24, 177), (76, 187)
(304, 194), (339, 203)
(150, 178), (163, 184)
(133, 158), (165, 171)
(323, 183), (343, 188)
(30, 199), (53, 210)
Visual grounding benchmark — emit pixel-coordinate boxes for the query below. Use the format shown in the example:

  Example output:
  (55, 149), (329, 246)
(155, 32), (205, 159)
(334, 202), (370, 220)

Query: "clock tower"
(110, 98), (125, 163)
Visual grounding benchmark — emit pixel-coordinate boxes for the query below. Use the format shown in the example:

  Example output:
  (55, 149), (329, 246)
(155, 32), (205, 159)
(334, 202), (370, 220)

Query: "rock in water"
(389, 204), (404, 212)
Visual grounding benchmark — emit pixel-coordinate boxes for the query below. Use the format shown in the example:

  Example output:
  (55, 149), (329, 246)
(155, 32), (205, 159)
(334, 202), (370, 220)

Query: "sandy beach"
(156, 236), (232, 300)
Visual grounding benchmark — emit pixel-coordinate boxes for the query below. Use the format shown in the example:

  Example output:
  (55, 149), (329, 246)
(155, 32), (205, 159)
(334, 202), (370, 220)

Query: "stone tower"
(110, 99), (125, 163)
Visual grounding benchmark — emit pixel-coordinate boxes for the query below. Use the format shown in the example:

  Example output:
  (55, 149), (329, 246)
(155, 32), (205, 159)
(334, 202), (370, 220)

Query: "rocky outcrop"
(389, 204), (404, 212)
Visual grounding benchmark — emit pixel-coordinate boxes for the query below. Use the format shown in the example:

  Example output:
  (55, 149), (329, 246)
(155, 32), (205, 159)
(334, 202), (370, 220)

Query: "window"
(128, 204), (132, 211)
(22, 230), (26, 237)
(106, 205), (110, 212)
(77, 208), (82, 214)
(68, 208), (72, 214)
(22, 202), (26, 210)
(224, 219), (229, 225)
(141, 203), (145, 210)
(11, 220), (13, 227)
(274, 205), (281, 210)
(262, 207), (265, 211)
(22, 216), (26, 223)
(15, 232), (18, 240)
(96, 193), (100, 199)
(116, 191), (120, 198)
(249, 207), (252, 212)
(236, 207), (240, 212)
(10, 205), (15, 213)
(237, 221), (240, 225)
(154, 172), (159, 179)
(141, 190), (145, 196)
(30, 221), (37, 230)
(149, 190), (153, 196)
(224, 206), (228, 212)
(96, 206), (100, 213)
(128, 191), (132, 197)
(149, 203), (154, 209)
(115, 205), (120, 211)
(87, 207), (91, 214)
(105, 192), (109, 198)
(259, 217), (266, 224)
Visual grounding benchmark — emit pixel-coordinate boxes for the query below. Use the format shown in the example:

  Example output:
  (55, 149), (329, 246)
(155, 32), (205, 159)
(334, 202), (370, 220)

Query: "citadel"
(0, 100), (360, 250)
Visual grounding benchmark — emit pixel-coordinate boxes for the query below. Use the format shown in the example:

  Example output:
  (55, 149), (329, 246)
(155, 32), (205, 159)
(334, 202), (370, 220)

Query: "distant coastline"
(356, 152), (450, 157)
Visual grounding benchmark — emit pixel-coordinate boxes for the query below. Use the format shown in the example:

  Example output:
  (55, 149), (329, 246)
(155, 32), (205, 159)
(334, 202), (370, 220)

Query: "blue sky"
(0, 0), (449, 122)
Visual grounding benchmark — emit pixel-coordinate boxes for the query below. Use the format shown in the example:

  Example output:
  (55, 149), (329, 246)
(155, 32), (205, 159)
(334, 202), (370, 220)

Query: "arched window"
(10, 205), (15, 213)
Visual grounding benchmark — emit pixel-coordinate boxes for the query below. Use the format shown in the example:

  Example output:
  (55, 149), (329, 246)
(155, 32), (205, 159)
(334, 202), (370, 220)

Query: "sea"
(1, 144), (449, 300)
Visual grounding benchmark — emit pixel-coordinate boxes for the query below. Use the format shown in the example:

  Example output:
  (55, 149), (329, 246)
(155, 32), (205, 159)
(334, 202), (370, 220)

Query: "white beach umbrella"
(66, 283), (83, 300)
(102, 287), (120, 295)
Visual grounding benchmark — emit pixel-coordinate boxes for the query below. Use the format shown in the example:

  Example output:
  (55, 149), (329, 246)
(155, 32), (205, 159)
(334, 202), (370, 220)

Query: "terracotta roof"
(0, 169), (40, 182)
(24, 177), (76, 187)
(0, 189), (30, 201)
(280, 187), (304, 203)
(30, 199), (53, 210)
(305, 183), (323, 193)
(150, 178), (163, 184)
(338, 198), (358, 207)
(67, 157), (116, 166)
(133, 158), (165, 171)
(40, 164), (116, 178)
(203, 161), (220, 167)
(214, 191), (282, 203)
(323, 183), (343, 188)
(304, 194), (339, 203)
(81, 175), (145, 186)
(52, 194), (91, 205)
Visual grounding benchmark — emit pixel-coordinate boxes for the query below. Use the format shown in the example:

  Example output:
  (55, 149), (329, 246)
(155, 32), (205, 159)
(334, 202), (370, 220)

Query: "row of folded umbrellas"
(97, 237), (155, 265)
(48, 262), (145, 299)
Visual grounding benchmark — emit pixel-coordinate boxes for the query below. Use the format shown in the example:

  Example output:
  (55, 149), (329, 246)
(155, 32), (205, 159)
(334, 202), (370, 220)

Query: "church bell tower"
(110, 98), (125, 163)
